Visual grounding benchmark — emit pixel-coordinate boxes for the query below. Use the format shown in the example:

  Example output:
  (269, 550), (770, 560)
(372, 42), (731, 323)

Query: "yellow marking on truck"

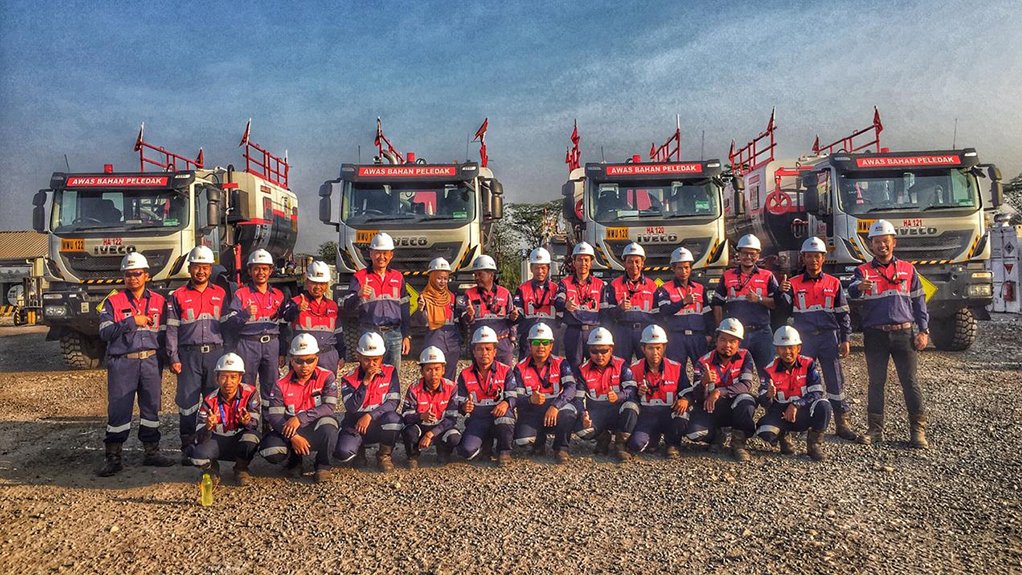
(653, 278), (664, 287)
(856, 219), (876, 234)
(61, 238), (85, 252)
(355, 229), (378, 244)
(918, 273), (938, 302)
(605, 227), (628, 241)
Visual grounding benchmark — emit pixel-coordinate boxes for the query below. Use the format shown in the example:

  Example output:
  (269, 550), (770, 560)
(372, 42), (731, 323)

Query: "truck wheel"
(930, 308), (977, 352)
(61, 331), (104, 369)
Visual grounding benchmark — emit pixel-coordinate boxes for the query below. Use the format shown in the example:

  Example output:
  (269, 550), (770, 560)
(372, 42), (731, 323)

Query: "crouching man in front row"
(454, 327), (518, 466)
(627, 325), (690, 459)
(755, 326), (832, 461)
(401, 346), (462, 468)
(186, 353), (261, 485)
(335, 332), (403, 472)
(575, 327), (638, 461)
(259, 334), (339, 483)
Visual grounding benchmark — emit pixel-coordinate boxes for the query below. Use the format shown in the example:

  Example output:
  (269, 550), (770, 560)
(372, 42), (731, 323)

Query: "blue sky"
(2, 0), (1020, 250)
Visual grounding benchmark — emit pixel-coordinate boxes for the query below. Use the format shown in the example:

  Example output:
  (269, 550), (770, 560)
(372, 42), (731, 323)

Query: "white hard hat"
(305, 260), (331, 282)
(800, 237), (827, 254)
(471, 326), (499, 345)
(418, 346), (446, 365)
(572, 242), (595, 258)
(670, 247), (694, 264)
(289, 333), (321, 356)
(527, 322), (555, 341)
(120, 252), (149, 271)
(640, 324), (669, 345)
(716, 318), (745, 340)
(356, 332), (387, 357)
(529, 247), (552, 265)
(428, 257), (452, 273)
(471, 255), (497, 272)
(586, 327), (614, 347)
(186, 245), (215, 265)
(868, 219), (897, 238)
(370, 232), (395, 251)
(736, 235), (762, 251)
(215, 352), (246, 373)
(773, 325), (802, 346)
(247, 249), (273, 266)
(622, 242), (646, 259)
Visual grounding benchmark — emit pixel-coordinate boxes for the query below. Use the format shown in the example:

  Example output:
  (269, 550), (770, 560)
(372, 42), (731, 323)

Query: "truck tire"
(61, 331), (104, 369)
(930, 308), (977, 352)
(342, 318), (360, 362)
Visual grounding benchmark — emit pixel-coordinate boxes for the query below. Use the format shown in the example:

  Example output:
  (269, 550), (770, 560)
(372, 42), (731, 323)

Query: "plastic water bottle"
(199, 472), (214, 507)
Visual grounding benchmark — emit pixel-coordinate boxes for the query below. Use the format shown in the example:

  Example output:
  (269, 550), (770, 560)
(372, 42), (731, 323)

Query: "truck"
(317, 118), (504, 356)
(32, 122), (302, 368)
(725, 108), (1003, 350)
(559, 119), (732, 286)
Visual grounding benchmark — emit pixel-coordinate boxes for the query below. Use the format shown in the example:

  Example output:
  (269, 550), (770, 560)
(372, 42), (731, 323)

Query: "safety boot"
(314, 466), (334, 483)
(866, 413), (885, 445)
(555, 449), (570, 465)
(615, 433), (633, 462)
(807, 429), (827, 461)
(730, 430), (750, 462)
(233, 459), (253, 486)
(909, 414), (929, 450)
(353, 445), (369, 468)
(665, 444), (681, 460)
(496, 451), (512, 467)
(180, 434), (195, 466)
(404, 440), (420, 469)
(531, 441), (547, 457)
(142, 442), (174, 467)
(377, 445), (395, 473)
(97, 443), (123, 477)
(594, 431), (612, 455)
(709, 431), (727, 454)
(834, 412), (869, 445)
(436, 444), (452, 465)
(778, 433), (795, 455)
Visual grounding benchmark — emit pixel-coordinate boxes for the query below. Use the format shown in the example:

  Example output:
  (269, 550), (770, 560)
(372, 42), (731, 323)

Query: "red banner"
(605, 163), (703, 176)
(854, 155), (960, 168)
(66, 176), (170, 187)
(356, 166), (458, 178)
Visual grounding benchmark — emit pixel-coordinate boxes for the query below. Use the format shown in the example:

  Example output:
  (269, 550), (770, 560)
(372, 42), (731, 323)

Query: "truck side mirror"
(800, 172), (819, 188)
(205, 186), (221, 230)
(32, 190), (48, 232)
(733, 191), (746, 216)
(489, 179), (504, 220)
(318, 181), (335, 226)
(804, 187), (820, 213)
(987, 165), (1004, 208)
(731, 175), (745, 191)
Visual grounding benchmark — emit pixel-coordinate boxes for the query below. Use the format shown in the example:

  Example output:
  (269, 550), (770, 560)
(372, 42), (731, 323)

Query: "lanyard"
(643, 363), (663, 396)
(527, 361), (552, 392)
(474, 364), (499, 397)
(871, 261), (903, 286)
(218, 392), (242, 429)
(477, 287), (504, 315)
(710, 354), (736, 387)
(532, 281), (551, 309)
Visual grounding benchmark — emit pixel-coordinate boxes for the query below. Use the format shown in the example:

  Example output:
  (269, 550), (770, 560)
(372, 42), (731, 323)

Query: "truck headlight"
(967, 284), (992, 297)
(42, 293), (63, 301)
(970, 271), (993, 281)
(44, 304), (68, 318)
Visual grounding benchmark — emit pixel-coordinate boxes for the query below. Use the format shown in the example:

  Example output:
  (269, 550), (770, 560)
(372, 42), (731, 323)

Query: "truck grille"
(64, 249), (173, 280)
(858, 230), (970, 262)
(604, 237), (711, 267)
(355, 242), (464, 272)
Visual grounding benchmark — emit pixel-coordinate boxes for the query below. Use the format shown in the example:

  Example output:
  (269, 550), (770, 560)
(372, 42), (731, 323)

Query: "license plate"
(605, 227), (628, 241)
(355, 229), (378, 244)
(61, 238), (85, 252)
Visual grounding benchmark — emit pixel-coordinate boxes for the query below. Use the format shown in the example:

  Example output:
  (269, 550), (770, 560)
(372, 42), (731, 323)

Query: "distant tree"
(489, 200), (561, 288)
(317, 241), (338, 263)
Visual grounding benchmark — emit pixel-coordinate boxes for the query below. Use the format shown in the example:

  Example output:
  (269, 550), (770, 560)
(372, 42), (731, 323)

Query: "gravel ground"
(0, 318), (1020, 574)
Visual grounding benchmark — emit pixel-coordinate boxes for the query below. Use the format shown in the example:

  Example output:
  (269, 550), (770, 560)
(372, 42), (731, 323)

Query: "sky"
(2, 0), (1020, 251)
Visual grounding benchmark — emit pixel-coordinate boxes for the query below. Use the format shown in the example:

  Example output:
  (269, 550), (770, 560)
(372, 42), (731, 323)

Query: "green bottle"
(199, 472), (214, 507)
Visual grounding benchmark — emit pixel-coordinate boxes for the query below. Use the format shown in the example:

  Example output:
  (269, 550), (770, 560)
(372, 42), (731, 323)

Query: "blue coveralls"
(334, 364), (403, 461)
(400, 378), (462, 458)
(713, 266), (780, 374)
(511, 356), (578, 452)
(603, 275), (659, 363)
(223, 284), (287, 394)
(554, 274), (606, 370)
(259, 367), (339, 471)
(755, 356), (833, 444)
(575, 356), (639, 440)
(343, 268), (410, 371)
(627, 358), (691, 452)
(186, 384), (262, 466)
(655, 278), (715, 380)
(513, 278), (559, 359)
(452, 362), (518, 460)
(281, 291), (346, 373)
(685, 349), (758, 443)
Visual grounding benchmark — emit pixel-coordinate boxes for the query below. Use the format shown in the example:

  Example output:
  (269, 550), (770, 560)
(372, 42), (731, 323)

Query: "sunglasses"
(123, 271), (145, 278)
(589, 347), (612, 355)
(530, 339), (553, 346)
(291, 357), (318, 365)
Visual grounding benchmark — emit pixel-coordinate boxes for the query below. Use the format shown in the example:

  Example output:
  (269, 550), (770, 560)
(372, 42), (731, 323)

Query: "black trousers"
(863, 328), (925, 417)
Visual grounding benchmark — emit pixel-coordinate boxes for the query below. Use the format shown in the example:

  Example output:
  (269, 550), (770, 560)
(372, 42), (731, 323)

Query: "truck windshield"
(590, 179), (719, 223)
(51, 188), (189, 233)
(837, 168), (978, 215)
(341, 181), (475, 224)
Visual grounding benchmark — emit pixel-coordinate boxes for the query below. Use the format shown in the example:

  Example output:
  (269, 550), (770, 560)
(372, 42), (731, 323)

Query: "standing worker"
(462, 254), (517, 365)
(513, 247), (559, 360)
(780, 237), (866, 444)
(848, 220), (930, 448)
(655, 246), (714, 379)
(400, 346), (461, 468)
(555, 242), (606, 369)
(453, 326), (519, 466)
(342, 232), (410, 371)
(166, 245), (227, 464)
(413, 257), (461, 381)
(96, 252), (174, 476)
(712, 234), (780, 374)
(281, 260), (346, 374)
(222, 249), (287, 393)
(603, 242), (658, 363)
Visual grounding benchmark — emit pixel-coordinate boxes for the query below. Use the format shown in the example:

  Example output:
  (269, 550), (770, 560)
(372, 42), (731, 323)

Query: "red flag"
(812, 135), (821, 155)
(474, 118), (488, 141)
(134, 122), (145, 152)
(728, 140), (735, 163)
(374, 117), (383, 147)
(873, 106), (883, 132)
(767, 107), (776, 132)
(196, 148), (204, 168)
(570, 120), (579, 145)
(239, 118), (252, 146)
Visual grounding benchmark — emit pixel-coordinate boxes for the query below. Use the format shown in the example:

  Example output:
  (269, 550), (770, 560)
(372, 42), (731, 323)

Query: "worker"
(755, 326), (832, 461)
(686, 318), (758, 462)
(555, 242), (607, 369)
(400, 346), (461, 468)
(166, 245), (227, 464)
(780, 237), (866, 444)
(511, 322), (578, 463)
(342, 232), (410, 371)
(625, 325), (690, 459)
(712, 234), (780, 374)
(513, 247), (558, 359)
(96, 252), (174, 476)
(281, 260), (346, 374)
(848, 219), (930, 448)
(462, 254), (517, 365)
(258, 334), (339, 483)
(603, 242), (658, 362)
(185, 353), (261, 485)
(413, 257), (461, 381)
(222, 249), (287, 393)
(334, 332), (403, 472)
(453, 326), (519, 466)
(575, 327), (638, 461)
(655, 246), (714, 379)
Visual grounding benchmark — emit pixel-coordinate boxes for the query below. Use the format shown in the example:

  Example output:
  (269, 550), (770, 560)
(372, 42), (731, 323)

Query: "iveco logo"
(394, 237), (428, 247)
(93, 245), (136, 255)
(637, 234), (679, 243)
(897, 228), (938, 237)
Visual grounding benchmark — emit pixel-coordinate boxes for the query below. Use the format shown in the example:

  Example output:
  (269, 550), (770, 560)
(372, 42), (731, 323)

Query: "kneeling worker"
(401, 346), (461, 468)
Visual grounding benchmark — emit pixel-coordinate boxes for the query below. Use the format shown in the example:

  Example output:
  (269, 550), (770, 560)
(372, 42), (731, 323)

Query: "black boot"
(377, 445), (395, 473)
(353, 445), (369, 468)
(594, 431), (612, 455)
(142, 442), (174, 467)
(615, 433), (633, 462)
(180, 434), (195, 466)
(834, 412), (869, 445)
(709, 431), (727, 454)
(730, 431), (750, 462)
(96, 443), (123, 477)
(233, 459), (252, 486)
(778, 433), (795, 455)
(437, 444), (452, 465)
(404, 439), (420, 469)
(807, 429), (826, 461)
